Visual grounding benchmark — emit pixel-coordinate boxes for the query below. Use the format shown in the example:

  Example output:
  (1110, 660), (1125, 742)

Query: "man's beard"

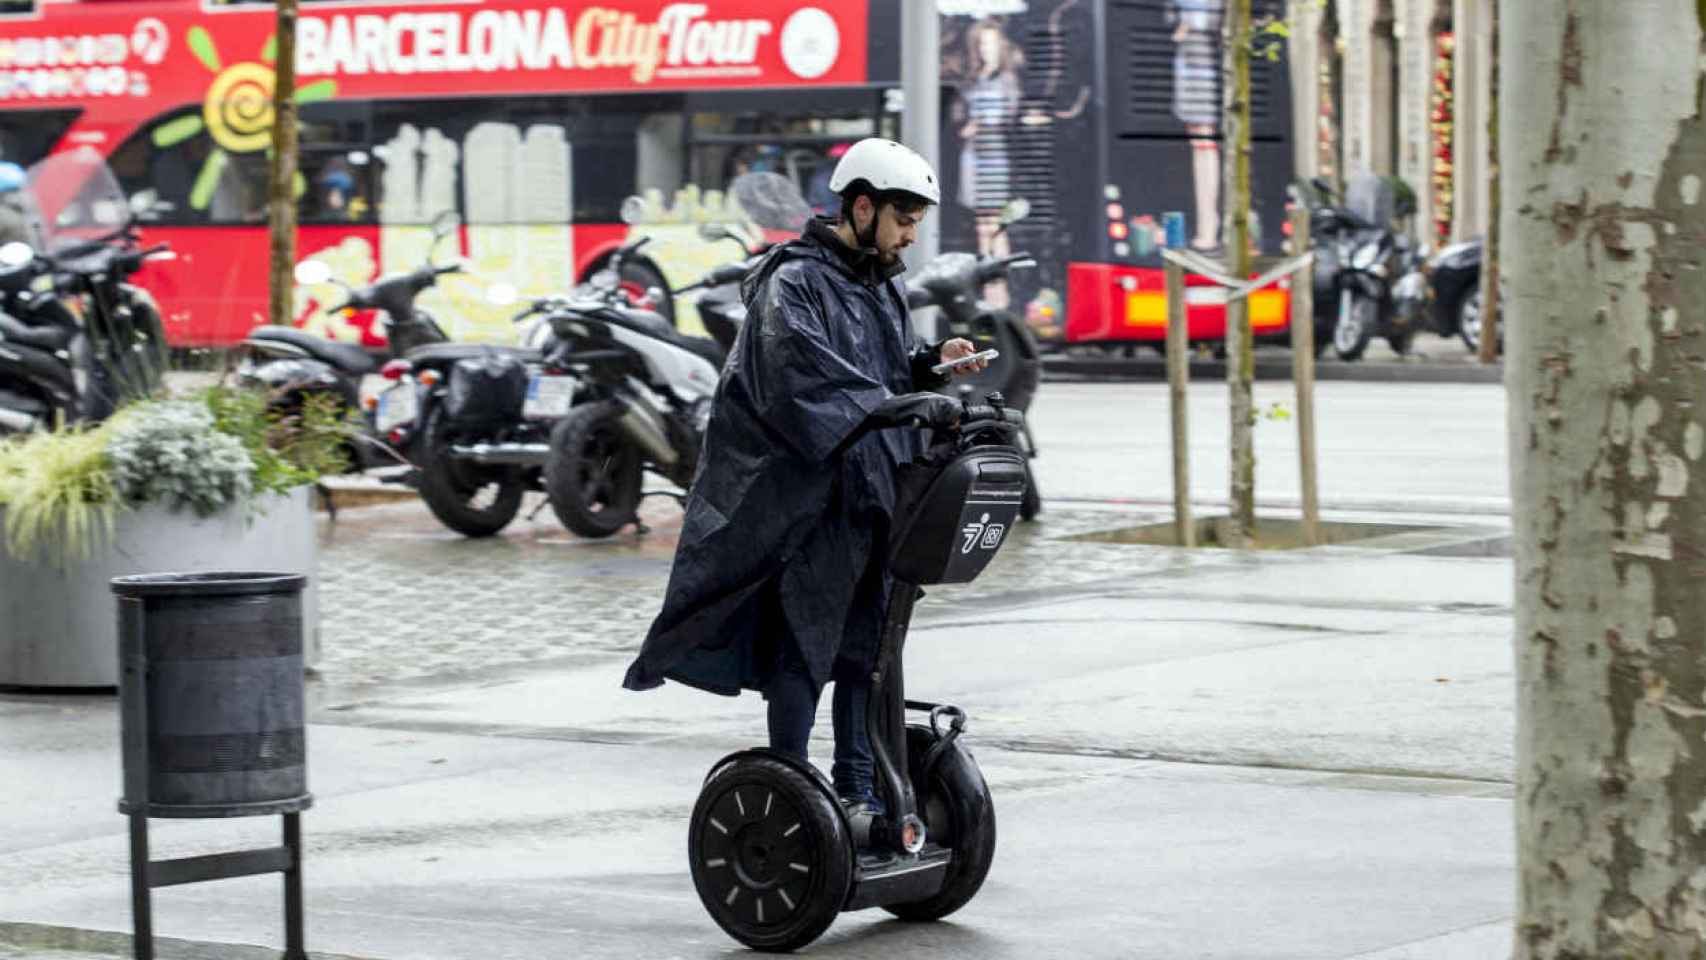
(855, 216), (879, 250)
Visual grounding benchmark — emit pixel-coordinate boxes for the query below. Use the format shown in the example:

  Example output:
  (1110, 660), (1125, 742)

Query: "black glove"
(869, 392), (962, 430)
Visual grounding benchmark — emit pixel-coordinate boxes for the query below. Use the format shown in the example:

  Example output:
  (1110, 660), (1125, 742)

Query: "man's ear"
(854, 194), (875, 228)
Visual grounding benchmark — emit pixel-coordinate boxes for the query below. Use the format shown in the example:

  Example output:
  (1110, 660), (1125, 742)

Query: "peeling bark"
(1510, 1), (1706, 957)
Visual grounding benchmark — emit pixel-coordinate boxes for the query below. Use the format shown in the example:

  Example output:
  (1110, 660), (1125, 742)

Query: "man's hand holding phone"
(933, 338), (998, 376)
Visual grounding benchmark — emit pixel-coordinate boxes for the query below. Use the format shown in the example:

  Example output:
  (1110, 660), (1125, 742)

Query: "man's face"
(856, 197), (928, 266)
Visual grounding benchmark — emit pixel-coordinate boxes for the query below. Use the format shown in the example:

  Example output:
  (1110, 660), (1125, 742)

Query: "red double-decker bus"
(0, 0), (1292, 350)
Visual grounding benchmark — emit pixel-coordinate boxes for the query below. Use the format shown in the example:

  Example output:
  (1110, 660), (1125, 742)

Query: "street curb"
(0, 921), (378, 960)
(313, 480), (419, 513)
(1042, 355), (1506, 385)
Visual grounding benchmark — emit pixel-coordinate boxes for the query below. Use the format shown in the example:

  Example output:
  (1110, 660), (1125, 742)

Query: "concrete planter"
(0, 486), (319, 688)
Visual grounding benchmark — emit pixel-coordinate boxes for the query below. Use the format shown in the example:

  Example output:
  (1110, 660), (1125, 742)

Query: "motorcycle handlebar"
(975, 252), (1038, 283)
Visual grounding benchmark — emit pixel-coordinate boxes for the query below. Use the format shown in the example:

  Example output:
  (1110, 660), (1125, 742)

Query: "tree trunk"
(1477, 0), (1500, 365)
(1508, 1), (1706, 956)
(267, 0), (299, 329)
(1223, 0), (1255, 547)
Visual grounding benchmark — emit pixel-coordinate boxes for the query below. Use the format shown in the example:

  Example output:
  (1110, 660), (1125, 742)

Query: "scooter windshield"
(23, 146), (129, 263)
(729, 172), (812, 233)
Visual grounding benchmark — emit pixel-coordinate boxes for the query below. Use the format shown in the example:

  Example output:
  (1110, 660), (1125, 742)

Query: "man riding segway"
(623, 139), (988, 816)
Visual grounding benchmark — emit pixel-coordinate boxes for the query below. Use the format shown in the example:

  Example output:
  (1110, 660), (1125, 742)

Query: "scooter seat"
(248, 326), (377, 374)
(403, 342), (542, 367)
(605, 311), (725, 370)
(0, 311), (72, 353)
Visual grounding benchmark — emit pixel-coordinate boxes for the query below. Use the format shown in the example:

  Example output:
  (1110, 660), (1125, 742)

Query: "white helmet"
(828, 138), (941, 205)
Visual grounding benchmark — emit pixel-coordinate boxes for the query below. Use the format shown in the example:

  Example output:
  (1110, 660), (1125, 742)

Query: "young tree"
(267, 0), (299, 329)
(1223, 0), (1255, 546)
(1508, 1), (1706, 954)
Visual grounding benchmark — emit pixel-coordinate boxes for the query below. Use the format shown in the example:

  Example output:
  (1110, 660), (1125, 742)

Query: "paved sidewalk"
(3, 498), (1518, 959)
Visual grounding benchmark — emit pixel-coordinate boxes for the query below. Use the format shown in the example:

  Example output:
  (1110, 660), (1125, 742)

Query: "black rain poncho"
(623, 219), (947, 696)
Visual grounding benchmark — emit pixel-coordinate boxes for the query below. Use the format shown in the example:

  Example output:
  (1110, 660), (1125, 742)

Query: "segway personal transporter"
(687, 396), (1029, 952)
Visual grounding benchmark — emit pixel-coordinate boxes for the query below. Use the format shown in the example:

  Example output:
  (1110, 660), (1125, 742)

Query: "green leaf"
(152, 113), (205, 149)
(190, 149), (227, 212)
(187, 25), (221, 74)
(293, 80), (338, 104)
(262, 34), (277, 64)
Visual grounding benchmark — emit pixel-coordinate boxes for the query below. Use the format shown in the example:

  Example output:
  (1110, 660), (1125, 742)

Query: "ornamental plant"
(0, 385), (347, 564)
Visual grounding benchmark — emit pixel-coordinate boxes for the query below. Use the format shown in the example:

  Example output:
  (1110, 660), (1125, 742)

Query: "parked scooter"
(1425, 237), (1496, 354)
(1312, 173), (1424, 361)
(538, 234), (728, 538)
(238, 210), (463, 470)
(1334, 227), (1429, 359)
(0, 151), (170, 434)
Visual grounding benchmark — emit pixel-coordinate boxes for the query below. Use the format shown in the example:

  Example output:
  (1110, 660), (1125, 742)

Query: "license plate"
(1185, 286), (1228, 306)
(523, 375), (577, 419)
(376, 382), (418, 434)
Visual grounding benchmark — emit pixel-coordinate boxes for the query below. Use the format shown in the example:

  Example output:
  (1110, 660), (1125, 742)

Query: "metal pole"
(283, 813), (306, 960)
(1165, 260), (1195, 548)
(900, 0), (941, 338)
(118, 596), (154, 960)
(1288, 208), (1321, 545)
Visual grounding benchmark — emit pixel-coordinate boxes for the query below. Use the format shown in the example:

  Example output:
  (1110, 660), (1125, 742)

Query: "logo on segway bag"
(961, 512), (1006, 555)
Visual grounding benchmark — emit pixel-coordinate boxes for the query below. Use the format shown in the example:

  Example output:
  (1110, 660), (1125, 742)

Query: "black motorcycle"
(1425, 238), (1496, 354)
(238, 209), (462, 471)
(0, 155), (170, 434)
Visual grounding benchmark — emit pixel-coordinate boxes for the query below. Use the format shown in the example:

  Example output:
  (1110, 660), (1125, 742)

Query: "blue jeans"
(765, 643), (874, 800)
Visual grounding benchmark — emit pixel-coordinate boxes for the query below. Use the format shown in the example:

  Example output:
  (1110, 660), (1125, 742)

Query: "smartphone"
(931, 348), (1000, 375)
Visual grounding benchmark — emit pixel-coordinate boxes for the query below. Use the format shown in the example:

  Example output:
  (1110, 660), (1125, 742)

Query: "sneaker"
(839, 789), (886, 820)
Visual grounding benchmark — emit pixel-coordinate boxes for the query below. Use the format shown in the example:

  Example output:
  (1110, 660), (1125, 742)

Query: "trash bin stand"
(114, 576), (312, 960)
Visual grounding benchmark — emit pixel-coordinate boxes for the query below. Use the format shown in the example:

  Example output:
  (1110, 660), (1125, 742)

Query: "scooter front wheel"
(690, 754), (853, 953)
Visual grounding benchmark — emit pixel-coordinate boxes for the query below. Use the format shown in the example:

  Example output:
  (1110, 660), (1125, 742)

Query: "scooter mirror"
(0, 241), (30, 268)
(619, 196), (647, 226)
(293, 260), (333, 286)
(129, 189), (159, 218)
(486, 283), (520, 307)
(999, 198), (1031, 226)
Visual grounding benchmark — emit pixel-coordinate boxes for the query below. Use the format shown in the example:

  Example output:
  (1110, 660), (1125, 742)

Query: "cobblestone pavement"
(309, 493), (1221, 696)
(309, 488), (1502, 699)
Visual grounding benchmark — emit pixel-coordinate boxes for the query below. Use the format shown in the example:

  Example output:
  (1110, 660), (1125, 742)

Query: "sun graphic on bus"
(148, 25), (338, 211)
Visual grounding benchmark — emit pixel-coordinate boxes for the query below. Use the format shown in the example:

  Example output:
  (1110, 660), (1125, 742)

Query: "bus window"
(110, 107), (270, 225)
(0, 109), (79, 167)
(684, 101), (885, 209)
(298, 102), (378, 224)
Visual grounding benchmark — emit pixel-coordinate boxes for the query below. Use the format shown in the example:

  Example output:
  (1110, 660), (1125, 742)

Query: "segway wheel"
(689, 755), (853, 952)
(884, 725), (997, 922)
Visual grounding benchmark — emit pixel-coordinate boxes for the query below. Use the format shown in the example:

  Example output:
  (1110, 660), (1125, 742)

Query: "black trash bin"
(111, 571), (312, 960)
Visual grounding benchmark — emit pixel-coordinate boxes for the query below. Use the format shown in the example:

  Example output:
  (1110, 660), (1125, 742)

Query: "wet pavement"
(1, 381), (1521, 959)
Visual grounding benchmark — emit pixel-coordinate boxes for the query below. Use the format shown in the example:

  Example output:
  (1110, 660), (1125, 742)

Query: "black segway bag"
(889, 444), (1027, 585)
